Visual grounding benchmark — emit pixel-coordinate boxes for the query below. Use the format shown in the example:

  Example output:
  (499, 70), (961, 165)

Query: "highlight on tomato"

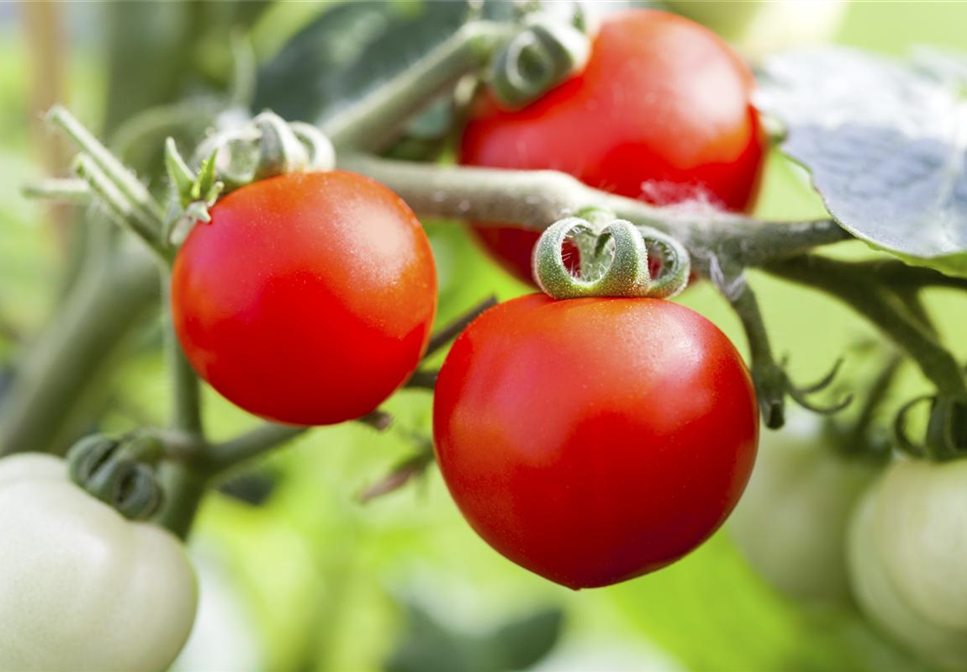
(171, 170), (438, 426)
(433, 293), (759, 589)
(459, 8), (766, 285)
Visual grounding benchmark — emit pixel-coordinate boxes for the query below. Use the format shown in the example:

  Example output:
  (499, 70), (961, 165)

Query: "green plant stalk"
(203, 423), (307, 476)
(0, 247), (160, 455)
(161, 273), (202, 436)
(726, 281), (786, 428)
(763, 255), (967, 402)
(338, 155), (850, 264)
(155, 460), (208, 540)
(322, 21), (517, 151)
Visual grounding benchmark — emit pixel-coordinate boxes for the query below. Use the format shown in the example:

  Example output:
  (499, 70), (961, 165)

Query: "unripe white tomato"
(0, 454), (198, 672)
(729, 414), (877, 604)
(875, 459), (967, 631)
(848, 479), (967, 671)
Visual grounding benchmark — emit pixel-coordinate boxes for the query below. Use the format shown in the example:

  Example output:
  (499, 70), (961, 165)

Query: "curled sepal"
(67, 434), (120, 486)
(189, 113), (336, 198)
(289, 121), (336, 172)
(533, 214), (690, 300)
(891, 395), (967, 461)
(164, 139), (224, 245)
(252, 111), (310, 180)
(488, 12), (591, 110)
(927, 397), (967, 459)
(894, 395), (935, 459)
(66, 433), (165, 520)
(784, 356), (854, 415)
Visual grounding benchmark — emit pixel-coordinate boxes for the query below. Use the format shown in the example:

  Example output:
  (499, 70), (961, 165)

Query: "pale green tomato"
(664, 0), (850, 63)
(729, 414), (877, 604)
(0, 453), (198, 672)
(875, 459), (967, 631)
(848, 481), (967, 671)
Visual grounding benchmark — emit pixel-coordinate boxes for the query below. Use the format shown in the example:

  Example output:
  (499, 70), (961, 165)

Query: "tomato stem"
(161, 272), (203, 437)
(203, 424), (307, 477)
(21, 178), (92, 203)
(337, 154), (851, 266)
(406, 369), (439, 391)
(321, 21), (518, 153)
(45, 106), (171, 261)
(155, 461), (207, 540)
(726, 281), (786, 428)
(423, 295), (498, 359)
(0, 249), (159, 456)
(764, 255), (967, 404)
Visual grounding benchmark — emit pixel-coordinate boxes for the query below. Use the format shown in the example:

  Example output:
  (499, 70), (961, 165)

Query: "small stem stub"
(533, 211), (690, 300)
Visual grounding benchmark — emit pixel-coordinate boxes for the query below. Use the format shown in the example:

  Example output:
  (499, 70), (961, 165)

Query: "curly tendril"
(66, 433), (165, 520)
(533, 211), (691, 300)
(488, 12), (592, 110)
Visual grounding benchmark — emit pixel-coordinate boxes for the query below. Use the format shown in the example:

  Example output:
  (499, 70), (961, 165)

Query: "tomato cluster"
(163, 9), (766, 591)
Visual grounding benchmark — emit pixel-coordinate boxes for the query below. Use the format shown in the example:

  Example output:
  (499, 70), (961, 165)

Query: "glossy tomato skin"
(172, 170), (437, 426)
(0, 454), (197, 671)
(433, 294), (759, 589)
(461, 9), (766, 285)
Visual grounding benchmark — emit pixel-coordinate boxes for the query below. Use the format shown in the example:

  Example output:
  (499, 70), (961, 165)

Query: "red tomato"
(433, 294), (758, 589)
(461, 9), (766, 285)
(171, 171), (437, 426)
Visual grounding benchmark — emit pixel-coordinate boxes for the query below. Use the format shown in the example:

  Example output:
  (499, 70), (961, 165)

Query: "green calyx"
(488, 9), (593, 110)
(533, 209), (691, 300)
(67, 433), (165, 520)
(164, 111), (337, 244)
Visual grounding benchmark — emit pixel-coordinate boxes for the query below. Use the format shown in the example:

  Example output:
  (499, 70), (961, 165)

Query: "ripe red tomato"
(460, 9), (766, 285)
(433, 294), (759, 589)
(171, 171), (437, 426)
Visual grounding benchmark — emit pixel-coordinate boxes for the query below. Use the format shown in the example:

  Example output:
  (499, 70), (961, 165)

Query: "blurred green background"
(2, 2), (967, 671)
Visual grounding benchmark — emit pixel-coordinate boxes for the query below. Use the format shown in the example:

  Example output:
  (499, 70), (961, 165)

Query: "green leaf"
(756, 47), (967, 276)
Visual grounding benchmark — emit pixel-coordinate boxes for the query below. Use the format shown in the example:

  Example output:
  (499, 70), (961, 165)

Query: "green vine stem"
(202, 424), (307, 476)
(763, 255), (967, 403)
(424, 295), (498, 359)
(161, 272), (202, 436)
(321, 21), (517, 152)
(338, 154), (850, 265)
(155, 462), (208, 540)
(837, 350), (903, 459)
(0, 247), (159, 455)
(725, 279), (786, 428)
(46, 106), (169, 259)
